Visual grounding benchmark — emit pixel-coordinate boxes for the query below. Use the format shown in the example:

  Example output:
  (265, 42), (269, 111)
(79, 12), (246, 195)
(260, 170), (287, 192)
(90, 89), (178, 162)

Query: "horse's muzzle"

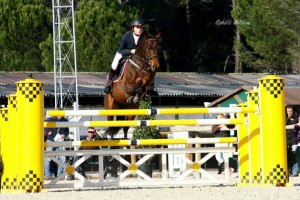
(150, 58), (160, 71)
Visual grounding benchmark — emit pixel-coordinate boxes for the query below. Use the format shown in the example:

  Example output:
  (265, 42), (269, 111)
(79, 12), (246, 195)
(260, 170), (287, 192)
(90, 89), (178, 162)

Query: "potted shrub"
(132, 100), (162, 177)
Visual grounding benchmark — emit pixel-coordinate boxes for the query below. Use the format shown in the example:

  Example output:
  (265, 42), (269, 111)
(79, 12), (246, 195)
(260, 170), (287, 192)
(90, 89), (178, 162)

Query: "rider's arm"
(117, 32), (135, 56)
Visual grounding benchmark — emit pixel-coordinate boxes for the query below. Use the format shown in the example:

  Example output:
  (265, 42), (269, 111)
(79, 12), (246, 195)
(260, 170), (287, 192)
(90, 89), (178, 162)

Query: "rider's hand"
(130, 49), (136, 54)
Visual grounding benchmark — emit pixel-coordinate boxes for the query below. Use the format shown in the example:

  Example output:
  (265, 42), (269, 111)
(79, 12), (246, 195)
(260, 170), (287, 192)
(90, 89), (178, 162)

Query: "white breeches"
(111, 52), (122, 70)
(215, 143), (229, 164)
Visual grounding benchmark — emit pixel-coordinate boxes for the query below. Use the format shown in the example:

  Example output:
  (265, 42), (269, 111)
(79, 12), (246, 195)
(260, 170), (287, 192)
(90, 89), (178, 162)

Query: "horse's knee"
(146, 84), (154, 91)
(136, 87), (143, 94)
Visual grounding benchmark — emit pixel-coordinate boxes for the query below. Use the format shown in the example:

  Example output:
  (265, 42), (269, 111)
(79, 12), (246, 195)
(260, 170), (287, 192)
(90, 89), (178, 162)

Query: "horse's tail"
(104, 116), (126, 138)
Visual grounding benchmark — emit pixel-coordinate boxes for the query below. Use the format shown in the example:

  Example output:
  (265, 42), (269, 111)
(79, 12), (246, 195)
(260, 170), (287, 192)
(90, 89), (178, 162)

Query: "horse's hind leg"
(123, 126), (129, 140)
(104, 95), (123, 139)
(123, 103), (138, 139)
(124, 114), (137, 172)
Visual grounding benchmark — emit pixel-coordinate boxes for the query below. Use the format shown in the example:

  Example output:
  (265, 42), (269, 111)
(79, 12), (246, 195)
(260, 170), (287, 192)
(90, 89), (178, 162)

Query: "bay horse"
(104, 32), (161, 139)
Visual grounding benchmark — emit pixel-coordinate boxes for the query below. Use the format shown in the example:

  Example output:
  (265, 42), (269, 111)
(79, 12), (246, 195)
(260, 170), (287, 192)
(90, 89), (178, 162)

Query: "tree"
(278, 0), (300, 72)
(0, 0), (52, 71)
(232, 0), (300, 72)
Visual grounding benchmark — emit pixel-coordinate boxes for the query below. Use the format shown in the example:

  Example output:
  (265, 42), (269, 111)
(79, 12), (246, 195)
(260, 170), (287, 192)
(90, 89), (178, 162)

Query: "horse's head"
(141, 32), (161, 72)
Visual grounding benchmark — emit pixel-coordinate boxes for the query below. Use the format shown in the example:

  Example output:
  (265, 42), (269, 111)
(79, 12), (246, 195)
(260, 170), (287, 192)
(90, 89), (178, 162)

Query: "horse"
(104, 32), (161, 139)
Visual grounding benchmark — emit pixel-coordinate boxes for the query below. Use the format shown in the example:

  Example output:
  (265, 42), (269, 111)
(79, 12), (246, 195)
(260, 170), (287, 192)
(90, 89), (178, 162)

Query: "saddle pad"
(113, 59), (129, 83)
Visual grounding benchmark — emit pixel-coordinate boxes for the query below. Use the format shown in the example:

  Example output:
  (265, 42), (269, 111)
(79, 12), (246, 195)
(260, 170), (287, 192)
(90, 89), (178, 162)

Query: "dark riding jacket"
(117, 32), (144, 56)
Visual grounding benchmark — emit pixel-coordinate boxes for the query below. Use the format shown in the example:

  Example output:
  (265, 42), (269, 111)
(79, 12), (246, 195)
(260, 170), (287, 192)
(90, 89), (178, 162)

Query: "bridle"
(129, 38), (159, 72)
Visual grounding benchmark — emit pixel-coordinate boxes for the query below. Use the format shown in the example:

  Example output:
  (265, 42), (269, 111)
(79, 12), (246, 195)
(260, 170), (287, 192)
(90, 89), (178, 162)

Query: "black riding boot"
(104, 68), (116, 94)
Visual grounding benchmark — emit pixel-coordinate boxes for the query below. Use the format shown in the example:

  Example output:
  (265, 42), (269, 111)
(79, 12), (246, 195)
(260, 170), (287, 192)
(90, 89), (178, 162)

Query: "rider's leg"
(103, 68), (117, 94)
(104, 52), (122, 94)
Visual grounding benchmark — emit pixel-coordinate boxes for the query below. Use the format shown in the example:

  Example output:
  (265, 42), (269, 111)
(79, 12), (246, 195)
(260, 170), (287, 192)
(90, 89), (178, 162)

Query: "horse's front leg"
(146, 81), (158, 97)
(127, 87), (143, 103)
(123, 115), (137, 139)
(134, 87), (143, 103)
(140, 83), (155, 101)
(107, 116), (114, 139)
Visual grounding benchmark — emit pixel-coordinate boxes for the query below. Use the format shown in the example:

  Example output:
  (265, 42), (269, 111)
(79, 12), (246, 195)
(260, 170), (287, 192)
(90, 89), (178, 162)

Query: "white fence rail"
(44, 145), (236, 189)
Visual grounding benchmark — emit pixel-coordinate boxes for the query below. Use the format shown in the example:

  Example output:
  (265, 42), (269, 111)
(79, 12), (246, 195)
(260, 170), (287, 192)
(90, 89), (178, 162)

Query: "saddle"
(111, 56), (159, 100)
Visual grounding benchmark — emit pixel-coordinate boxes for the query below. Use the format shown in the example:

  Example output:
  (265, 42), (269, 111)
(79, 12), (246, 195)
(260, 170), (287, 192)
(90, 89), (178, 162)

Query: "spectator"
(292, 116), (300, 177)
(44, 115), (69, 180)
(285, 105), (299, 176)
(286, 105), (299, 125)
(73, 127), (102, 178)
(212, 113), (234, 174)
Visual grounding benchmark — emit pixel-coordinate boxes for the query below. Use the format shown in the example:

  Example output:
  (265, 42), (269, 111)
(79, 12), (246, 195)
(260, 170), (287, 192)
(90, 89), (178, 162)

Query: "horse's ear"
(155, 32), (162, 40)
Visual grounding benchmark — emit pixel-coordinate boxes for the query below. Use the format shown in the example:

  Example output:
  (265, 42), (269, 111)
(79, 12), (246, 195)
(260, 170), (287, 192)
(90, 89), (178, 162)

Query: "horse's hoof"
(132, 97), (139, 103)
(127, 96), (133, 103)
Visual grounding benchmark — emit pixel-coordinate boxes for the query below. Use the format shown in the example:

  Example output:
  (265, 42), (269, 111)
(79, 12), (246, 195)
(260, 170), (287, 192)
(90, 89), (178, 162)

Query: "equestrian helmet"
(131, 18), (144, 27)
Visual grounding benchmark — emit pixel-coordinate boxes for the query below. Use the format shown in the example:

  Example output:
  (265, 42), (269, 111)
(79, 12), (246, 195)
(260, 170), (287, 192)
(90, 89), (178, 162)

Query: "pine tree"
(0, 0), (51, 71)
(232, 0), (300, 72)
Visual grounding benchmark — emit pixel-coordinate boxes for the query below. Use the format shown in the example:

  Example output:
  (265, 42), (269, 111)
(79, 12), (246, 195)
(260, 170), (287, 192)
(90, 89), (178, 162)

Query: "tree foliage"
(0, 0), (51, 71)
(232, 0), (300, 72)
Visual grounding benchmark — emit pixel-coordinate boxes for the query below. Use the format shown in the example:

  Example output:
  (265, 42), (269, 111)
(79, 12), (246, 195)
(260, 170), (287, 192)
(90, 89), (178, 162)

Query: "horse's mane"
(135, 32), (148, 51)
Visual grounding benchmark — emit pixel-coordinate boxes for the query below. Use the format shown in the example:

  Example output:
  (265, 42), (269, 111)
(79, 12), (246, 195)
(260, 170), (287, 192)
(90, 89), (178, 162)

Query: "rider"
(103, 18), (145, 95)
